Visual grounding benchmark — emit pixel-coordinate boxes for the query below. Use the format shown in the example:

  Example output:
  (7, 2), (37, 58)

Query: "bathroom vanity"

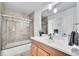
(31, 40), (69, 56)
(31, 37), (70, 56)
(31, 37), (79, 56)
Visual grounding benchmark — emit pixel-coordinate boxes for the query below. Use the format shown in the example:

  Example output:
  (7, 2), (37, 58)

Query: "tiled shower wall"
(0, 3), (31, 50)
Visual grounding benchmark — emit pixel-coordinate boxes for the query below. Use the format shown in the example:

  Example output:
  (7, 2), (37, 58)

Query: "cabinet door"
(52, 49), (68, 56)
(31, 44), (37, 56)
(53, 52), (68, 56)
(38, 48), (49, 56)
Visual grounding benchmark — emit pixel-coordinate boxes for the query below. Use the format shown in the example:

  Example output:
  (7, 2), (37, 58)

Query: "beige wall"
(0, 2), (1, 13)
(29, 12), (34, 37)
(0, 2), (5, 14)
(34, 10), (42, 36)
(0, 2), (29, 19)
(0, 2), (2, 14)
(4, 10), (29, 19)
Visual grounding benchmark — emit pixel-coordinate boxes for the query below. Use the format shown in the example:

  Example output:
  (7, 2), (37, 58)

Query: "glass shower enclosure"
(0, 14), (31, 55)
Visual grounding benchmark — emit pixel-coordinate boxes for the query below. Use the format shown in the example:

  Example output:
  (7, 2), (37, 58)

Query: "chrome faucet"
(48, 33), (52, 39)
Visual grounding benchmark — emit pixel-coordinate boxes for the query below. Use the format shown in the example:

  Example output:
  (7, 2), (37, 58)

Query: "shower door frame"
(0, 14), (31, 53)
(0, 14), (3, 56)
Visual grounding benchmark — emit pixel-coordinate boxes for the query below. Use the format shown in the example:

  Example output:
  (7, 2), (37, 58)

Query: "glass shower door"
(1, 17), (30, 50)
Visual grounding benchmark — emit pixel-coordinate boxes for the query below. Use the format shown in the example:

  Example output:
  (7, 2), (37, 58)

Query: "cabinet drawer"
(32, 40), (54, 54)
(38, 48), (50, 56)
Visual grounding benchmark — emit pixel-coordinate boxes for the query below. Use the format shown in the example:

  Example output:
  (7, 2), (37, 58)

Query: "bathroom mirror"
(41, 2), (77, 36)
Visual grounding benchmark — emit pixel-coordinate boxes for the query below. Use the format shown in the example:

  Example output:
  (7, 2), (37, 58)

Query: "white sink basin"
(71, 48), (79, 55)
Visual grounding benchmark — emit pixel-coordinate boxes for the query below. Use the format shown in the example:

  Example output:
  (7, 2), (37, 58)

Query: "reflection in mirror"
(41, 2), (77, 37)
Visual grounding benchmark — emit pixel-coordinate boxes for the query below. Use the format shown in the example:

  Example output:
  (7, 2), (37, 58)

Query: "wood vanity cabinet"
(38, 48), (50, 56)
(31, 44), (37, 56)
(31, 40), (69, 56)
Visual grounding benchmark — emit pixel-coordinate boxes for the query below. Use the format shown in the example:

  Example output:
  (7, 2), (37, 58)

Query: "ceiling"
(4, 2), (48, 15)
(42, 2), (76, 17)
(3, 2), (76, 17)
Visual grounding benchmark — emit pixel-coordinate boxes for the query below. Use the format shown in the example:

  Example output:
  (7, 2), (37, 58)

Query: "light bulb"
(53, 8), (58, 14)
(48, 4), (52, 10)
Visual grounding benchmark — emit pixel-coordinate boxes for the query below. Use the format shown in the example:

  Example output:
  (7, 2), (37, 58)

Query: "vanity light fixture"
(53, 8), (58, 14)
(48, 3), (52, 10)
(48, 2), (58, 10)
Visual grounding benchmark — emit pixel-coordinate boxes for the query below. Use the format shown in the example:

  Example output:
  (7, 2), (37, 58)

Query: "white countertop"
(31, 36), (79, 56)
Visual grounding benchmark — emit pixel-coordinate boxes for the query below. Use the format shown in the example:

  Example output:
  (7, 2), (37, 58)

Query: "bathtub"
(1, 40), (31, 56)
